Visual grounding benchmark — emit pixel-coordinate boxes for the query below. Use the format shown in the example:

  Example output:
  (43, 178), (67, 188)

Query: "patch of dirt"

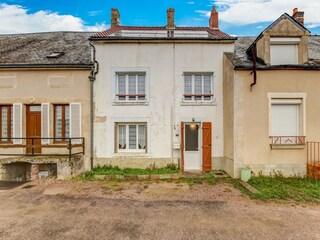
(1, 179), (319, 240)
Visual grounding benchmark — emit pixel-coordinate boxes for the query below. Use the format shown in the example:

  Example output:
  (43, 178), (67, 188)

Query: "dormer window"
(270, 38), (300, 65)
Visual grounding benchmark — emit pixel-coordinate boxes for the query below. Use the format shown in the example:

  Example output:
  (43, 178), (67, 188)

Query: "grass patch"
(247, 173), (320, 202)
(84, 164), (180, 177)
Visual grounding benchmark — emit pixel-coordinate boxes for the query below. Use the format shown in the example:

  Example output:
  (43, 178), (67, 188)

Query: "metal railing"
(270, 136), (306, 145)
(0, 137), (85, 161)
(307, 142), (320, 180)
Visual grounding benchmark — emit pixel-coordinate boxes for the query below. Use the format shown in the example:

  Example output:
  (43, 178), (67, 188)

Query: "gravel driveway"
(0, 180), (319, 240)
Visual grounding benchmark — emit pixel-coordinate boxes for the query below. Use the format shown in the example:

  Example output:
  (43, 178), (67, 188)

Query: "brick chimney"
(209, 6), (219, 29)
(167, 8), (175, 29)
(111, 8), (120, 27)
(292, 8), (304, 26)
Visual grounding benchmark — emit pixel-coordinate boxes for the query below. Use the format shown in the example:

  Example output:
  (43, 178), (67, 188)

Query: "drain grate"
(211, 170), (229, 178)
(22, 185), (35, 189)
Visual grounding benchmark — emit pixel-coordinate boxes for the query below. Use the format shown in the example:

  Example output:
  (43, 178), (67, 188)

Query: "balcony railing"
(270, 136), (306, 145)
(0, 137), (85, 161)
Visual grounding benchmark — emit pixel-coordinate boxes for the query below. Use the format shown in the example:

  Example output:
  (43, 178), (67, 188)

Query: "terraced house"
(90, 8), (236, 172)
(0, 7), (319, 181)
(0, 32), (92, 181)
(223, 9), (320, 177)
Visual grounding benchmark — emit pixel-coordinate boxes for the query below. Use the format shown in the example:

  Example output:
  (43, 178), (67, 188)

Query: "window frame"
(0, 105), (13, 143)
(53, 104), (70, 143)
(115, 72), (147, 103)
(183, 73), (214, 102)
(115, 122), (147, 153)
(268, 93), (307, 147)
(270, 37), (300, 65)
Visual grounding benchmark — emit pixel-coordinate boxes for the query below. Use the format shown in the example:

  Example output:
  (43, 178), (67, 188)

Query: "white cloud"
(198, 0), (320, 28)
(0, 4), (108, 34)
(187, 1), (195, 4)
(88, 10), (103, 17)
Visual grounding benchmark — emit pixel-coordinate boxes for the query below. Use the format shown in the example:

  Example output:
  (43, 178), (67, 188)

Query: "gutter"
(0, 64), (92, 69)
(89, 42), (99, 169)
(250, 43), (257, 91)
(89, 37), (237, 43)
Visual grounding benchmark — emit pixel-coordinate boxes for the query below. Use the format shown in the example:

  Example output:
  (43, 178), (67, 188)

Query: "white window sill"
(113, 152), (149, 158)
(270, 144), (306, 150)
(180, 100), (217, 106)
(112, 101), (149, 106)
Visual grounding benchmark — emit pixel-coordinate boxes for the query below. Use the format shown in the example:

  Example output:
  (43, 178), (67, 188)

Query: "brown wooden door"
(202, 122), (212, 172)
(26, 105), (41, 154)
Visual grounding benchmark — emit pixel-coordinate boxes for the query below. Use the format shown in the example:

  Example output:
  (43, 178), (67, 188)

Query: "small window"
(183, 74), (213, 101)
(54, 105), (70, 142)
(0, 105), (13, 143)
(116, 123), (147, 153)
(270, 38), (300, 65)
(116, 73), (146, 102)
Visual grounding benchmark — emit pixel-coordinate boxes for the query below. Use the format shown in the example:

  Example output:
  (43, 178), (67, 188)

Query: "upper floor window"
(116, 73), (146, 102)
(54, 104), (70, 142)
(183, 73), (213, 101)
(0, 105), (12, 143)
(270, 38), (300, 65)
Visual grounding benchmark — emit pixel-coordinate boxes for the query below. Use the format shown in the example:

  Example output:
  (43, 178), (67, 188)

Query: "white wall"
(93, 42), (234, 165)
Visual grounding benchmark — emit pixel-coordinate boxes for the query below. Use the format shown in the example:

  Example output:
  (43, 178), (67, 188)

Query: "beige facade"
(0, 69), (91, 180)
(223, 11), (320, 178)
(223, 65), (320, 177)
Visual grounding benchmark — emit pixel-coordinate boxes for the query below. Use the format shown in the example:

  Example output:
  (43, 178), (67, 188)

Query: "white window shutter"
(41, 103), (50, 144)
(13, 103), (22, 144)
(70, 103), (82, 144)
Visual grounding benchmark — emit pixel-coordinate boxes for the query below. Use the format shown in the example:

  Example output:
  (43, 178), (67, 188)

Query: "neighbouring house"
(0, 32), (93, 181)
(90, 8), (237, 172)
(223, 8), (320, 177)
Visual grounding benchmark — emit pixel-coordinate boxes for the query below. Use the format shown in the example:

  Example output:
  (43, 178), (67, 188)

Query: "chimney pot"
(111, 8), (120, 27)
(292, 7), (304, 26)
(209, 6), (219, 29)
(167, 8), (175, 29)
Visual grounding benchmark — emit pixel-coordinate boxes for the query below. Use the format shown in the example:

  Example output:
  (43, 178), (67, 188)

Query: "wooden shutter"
(13, 103), (22, 144)
(180, 122), (184, 172)
(202, 122), (212, 172)
(41, 103), (50, 144)
(70, 103), (81, 144)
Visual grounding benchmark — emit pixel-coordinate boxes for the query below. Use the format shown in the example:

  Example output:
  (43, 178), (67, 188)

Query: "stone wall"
(0, 155), (84, 181)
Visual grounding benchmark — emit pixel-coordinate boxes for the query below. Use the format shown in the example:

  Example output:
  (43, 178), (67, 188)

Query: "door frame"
(26, 105), (42, 154)
(181, 121), (212, 172)
(183, 122), (202, 171)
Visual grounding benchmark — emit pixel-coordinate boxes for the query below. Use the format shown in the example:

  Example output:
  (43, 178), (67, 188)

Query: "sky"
(0, 0), (320, 36)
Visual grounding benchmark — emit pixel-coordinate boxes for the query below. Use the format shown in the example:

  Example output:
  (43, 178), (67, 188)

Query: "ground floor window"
(0, 105), (12, 142)
(54, 105), (70, 141)
(270, 99), (305, 145)
(115, 123), (147, 152)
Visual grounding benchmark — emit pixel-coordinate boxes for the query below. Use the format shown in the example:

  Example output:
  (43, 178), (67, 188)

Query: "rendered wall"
(94, 41), (234, 168)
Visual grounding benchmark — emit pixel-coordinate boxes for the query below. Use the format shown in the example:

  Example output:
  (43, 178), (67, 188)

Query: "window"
(116, 123), (147, 152)
(116, 73), (146, 101)
(183, 74), (213, 101)
(270, 38), (300, 65)
(270, 99), (305, 145)
(54, 105), (70, 141)
(0, 105), (12, 143)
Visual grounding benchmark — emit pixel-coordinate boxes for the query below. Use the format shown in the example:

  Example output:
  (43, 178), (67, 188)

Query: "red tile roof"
(91, 26), (234, 39)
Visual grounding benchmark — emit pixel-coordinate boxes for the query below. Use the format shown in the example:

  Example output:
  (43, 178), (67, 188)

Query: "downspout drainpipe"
(89, 42), (99, 169)
(250, 43), (257, 91)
